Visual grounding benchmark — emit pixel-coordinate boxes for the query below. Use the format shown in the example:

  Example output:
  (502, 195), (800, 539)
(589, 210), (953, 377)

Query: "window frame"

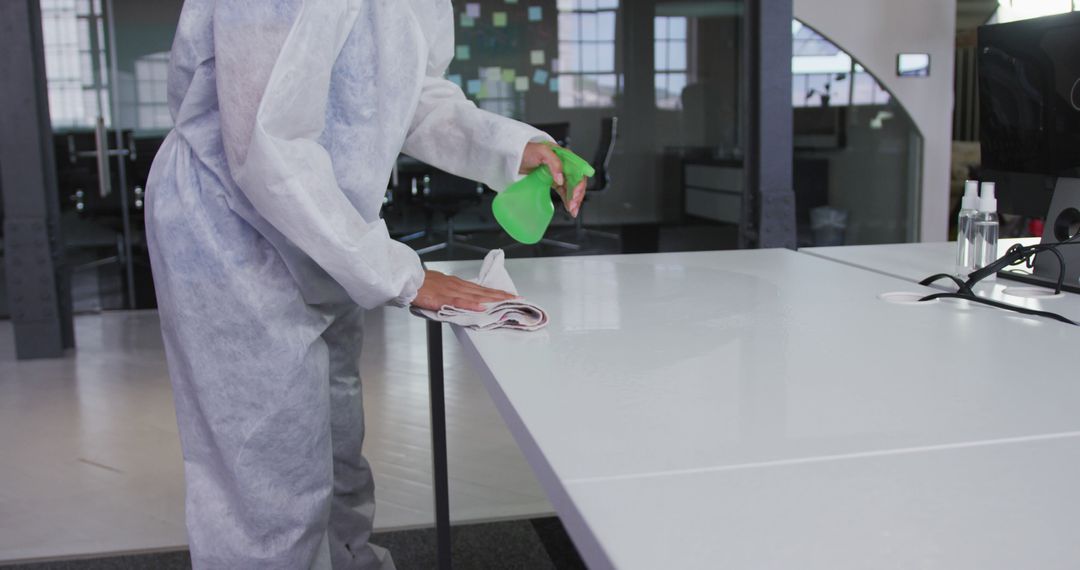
(557, 0), (621, 109)
(654, 15), (691, 110)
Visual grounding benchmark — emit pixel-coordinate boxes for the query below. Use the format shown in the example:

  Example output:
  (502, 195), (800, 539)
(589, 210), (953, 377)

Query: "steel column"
(744, 0), (797, 249)
(0, 0), (75, 359)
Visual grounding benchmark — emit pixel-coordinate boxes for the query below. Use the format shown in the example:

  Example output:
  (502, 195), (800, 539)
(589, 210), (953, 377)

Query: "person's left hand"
(519, 142), (588, 218)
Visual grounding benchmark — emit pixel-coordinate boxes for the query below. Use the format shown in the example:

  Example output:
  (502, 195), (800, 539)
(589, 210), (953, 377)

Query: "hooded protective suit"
(145, 1), (550, 567)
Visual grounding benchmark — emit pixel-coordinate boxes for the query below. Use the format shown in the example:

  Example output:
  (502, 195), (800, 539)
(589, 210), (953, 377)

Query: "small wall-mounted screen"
(897, 53), (931, 77)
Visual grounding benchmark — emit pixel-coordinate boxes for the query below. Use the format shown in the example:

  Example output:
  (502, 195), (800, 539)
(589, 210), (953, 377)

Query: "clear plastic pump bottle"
(955, 180), (980, 277)
(973, 181), (1000, 281)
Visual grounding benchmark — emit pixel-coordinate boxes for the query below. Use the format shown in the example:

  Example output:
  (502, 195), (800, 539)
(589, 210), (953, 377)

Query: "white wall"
(795, 0), (957, 241)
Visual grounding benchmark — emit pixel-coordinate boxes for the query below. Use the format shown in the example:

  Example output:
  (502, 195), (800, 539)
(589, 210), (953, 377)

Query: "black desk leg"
(427, 320), (452, 569)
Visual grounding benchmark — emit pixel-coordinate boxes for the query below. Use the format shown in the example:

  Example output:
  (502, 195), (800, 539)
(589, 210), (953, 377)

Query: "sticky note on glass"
(515, 77), (530, 92)
(460, 14), (475, 28)
(485, 67), (502, 81)
(456, 45), (471, 61)
(533, 69), (549, 85)
(448, 74), (463, 88)
(466, 3), (481, 18)
(549, 77), (559, 92)
(502, 69), (517, 83)
(530, 50), (545, 65)
(493, 12), (508, 27)
(467, 79), (482, 95)
(506, 0), (519, 3)
(528, 6), (543, 21)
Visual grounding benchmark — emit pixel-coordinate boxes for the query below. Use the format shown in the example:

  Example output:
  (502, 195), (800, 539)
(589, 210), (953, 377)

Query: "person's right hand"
(520, 142), (589, 218)
(411, 270), (517, 312)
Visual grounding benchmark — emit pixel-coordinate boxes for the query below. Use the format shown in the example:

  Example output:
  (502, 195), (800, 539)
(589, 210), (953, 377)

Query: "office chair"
(399, 170), (490, 258)
(531, 122), (571, 147)
(504, 118), (620, 253)
(552, 116), (620, 245)
(499, 122), (582, 252)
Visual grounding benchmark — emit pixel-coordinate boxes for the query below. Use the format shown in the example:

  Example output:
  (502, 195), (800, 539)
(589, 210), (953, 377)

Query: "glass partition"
(446, 0), (750, 250)
(789, 20), (923, 245)
(32, 0), (924, 294)
(38, 0), (183, 312)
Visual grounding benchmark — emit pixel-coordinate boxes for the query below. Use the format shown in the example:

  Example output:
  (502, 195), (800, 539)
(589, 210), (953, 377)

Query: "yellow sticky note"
(515, 77), (530, 92)
(530, 50), (545, 66)
(502, 69), (517, 83)
(493, 12), (508, 27)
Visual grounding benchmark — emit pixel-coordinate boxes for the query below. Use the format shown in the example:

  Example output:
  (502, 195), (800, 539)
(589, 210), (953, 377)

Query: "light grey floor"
(0, 308), (551, 564)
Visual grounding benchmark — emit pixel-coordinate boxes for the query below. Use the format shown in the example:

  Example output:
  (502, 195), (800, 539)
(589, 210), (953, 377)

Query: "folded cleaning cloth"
(411, 250), (549, 331)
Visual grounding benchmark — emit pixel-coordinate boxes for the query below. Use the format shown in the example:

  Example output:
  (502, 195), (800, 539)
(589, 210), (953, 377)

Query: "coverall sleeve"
(214, 0), (425, 309)
(401, 6), (554, 192)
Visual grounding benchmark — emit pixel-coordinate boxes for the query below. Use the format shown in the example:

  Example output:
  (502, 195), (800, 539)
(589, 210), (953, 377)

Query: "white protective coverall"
(145, 1), (550, 568)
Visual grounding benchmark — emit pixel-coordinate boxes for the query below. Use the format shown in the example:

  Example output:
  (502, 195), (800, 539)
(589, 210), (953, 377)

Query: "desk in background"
(681, 157), (744, 224)
(673, 154), (829, 247)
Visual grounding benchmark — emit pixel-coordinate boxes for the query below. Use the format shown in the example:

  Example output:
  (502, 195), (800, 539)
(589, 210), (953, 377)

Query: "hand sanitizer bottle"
(973, 181), (1000, 282)
(955, 180), (980, 277)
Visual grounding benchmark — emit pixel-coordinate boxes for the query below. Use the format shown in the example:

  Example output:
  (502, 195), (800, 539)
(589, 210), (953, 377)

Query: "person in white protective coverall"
(145, 1), (588, 568)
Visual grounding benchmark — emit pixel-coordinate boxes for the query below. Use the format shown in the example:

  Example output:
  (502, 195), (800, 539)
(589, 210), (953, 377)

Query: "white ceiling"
(956, 0), (999, 30)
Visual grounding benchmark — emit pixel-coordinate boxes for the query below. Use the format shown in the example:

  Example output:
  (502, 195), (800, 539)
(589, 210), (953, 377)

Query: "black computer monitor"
(978, 11), (1080, 292)
(978, 11), (1080, 218)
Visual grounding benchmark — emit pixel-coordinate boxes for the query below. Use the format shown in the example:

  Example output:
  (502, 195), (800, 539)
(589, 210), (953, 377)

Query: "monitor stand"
(1000, 177), (1080, 294)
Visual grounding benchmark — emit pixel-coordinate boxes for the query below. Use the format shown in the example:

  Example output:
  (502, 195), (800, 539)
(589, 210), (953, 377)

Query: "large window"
(654, 16), (689, 110)
(41, 0), (110, 129)
(134, 52), (172, 130)
(557, 0), (620, 108)
(791, 20), (890, 108)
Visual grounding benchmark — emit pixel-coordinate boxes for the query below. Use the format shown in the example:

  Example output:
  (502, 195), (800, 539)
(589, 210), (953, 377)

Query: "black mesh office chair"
(531, 122), (571, 147)
(399, 170), (490, 258)
(554, 116), (620, 245)
(516, 122), (583, 251)
(505, 118), (620, 252)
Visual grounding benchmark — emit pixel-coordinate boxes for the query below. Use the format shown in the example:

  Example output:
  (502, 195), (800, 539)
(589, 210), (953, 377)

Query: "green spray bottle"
(493, 146), (596, 245)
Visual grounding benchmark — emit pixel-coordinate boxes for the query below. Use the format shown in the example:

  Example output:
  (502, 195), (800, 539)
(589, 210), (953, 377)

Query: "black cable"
(918, 291), (1080, 327)
(918, 273), (975, 296)
(917, 236), (1080, 327)
(966, 242), (1069, 293)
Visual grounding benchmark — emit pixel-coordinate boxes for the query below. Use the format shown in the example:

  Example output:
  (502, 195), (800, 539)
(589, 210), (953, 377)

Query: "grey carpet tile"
(1, 518), (584, 570)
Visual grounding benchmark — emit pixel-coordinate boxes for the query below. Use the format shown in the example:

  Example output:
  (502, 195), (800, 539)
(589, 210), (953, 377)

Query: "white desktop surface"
(427, 249), (1080, 569)
(801, 238), (1039, 284)
(801, 238), (1080, 321)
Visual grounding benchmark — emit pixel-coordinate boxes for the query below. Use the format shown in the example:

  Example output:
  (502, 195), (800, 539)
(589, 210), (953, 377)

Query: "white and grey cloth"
(412, 250), (549, 331)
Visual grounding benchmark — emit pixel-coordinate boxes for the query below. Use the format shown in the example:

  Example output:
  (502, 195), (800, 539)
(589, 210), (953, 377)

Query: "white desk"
(801, 239), (1039, 285)
(428, 250), (1080, 569)
(802, 239), (1080, 322)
